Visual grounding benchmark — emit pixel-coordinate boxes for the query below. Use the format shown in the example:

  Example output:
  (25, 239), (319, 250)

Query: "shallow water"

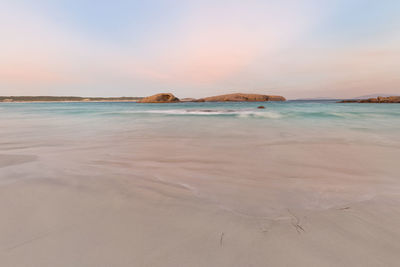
(1, 101), (400, 217)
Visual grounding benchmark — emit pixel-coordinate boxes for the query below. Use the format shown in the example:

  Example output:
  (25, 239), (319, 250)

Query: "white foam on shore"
(116, 109), (283, 118)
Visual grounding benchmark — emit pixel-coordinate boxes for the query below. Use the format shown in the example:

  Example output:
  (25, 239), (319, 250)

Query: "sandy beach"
(1, 102), (400, 266)
(2, 0), (400, 265)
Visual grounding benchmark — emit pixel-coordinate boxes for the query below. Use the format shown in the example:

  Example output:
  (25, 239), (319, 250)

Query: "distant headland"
(339, 96), (400, 103)
(0, 96), (143, 103)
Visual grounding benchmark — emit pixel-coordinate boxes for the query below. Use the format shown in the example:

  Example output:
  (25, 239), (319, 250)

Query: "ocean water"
(1, 101), (400, 217)
(2, 101), (400, 146)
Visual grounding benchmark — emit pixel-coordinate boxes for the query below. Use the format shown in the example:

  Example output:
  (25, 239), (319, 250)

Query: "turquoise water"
(2, 101), (399, 122)
(1, 101), (400, 215)
(2, 101), (400, 164)
(1, 101), (399, 141)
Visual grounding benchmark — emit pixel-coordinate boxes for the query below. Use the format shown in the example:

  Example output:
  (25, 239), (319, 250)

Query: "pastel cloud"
(0, 1), (399, 98)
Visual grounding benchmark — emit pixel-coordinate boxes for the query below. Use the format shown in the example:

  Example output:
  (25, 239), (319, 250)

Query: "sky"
(1, 0), (400, 99)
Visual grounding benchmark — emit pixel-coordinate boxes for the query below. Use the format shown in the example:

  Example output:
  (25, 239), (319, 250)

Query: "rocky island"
(138, 93), (286, 103)
(138, 93), (180, 103)
(196, 93), (286, 102)
(339, 96), (400, 103)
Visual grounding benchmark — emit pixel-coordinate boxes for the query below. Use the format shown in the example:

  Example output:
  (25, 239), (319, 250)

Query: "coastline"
(0, 100), (140, 103)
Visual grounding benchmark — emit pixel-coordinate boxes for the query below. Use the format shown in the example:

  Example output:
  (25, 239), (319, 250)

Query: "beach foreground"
(1, 102), (400, 266)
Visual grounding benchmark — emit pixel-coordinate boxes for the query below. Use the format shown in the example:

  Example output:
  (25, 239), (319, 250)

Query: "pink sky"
(1, 1), (399, 98)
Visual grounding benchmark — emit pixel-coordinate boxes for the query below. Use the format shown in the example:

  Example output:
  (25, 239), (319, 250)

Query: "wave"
(285, 111), (350, 119)
(113, 109), (284, 118)
(285, 111), (396, 119)
(101, 108), (400, 120)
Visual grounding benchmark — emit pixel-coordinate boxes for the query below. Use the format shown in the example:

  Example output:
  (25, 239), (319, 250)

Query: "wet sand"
(1, 138), (400, 267)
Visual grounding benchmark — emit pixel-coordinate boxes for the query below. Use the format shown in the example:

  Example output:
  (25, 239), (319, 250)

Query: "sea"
(1, 100), (400, 217)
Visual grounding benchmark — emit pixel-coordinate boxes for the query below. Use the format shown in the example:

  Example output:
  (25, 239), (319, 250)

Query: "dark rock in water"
(196, 93), (286, 102)
(257, 106), (265, 109)
(138, 93), (180, 103)
(339, 96), (400, 103)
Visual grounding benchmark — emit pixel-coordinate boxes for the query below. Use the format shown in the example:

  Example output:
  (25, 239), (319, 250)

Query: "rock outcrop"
(138, 93), (180, 103)
(196, 93), (286, 102)
(339, 96), (400, 103)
